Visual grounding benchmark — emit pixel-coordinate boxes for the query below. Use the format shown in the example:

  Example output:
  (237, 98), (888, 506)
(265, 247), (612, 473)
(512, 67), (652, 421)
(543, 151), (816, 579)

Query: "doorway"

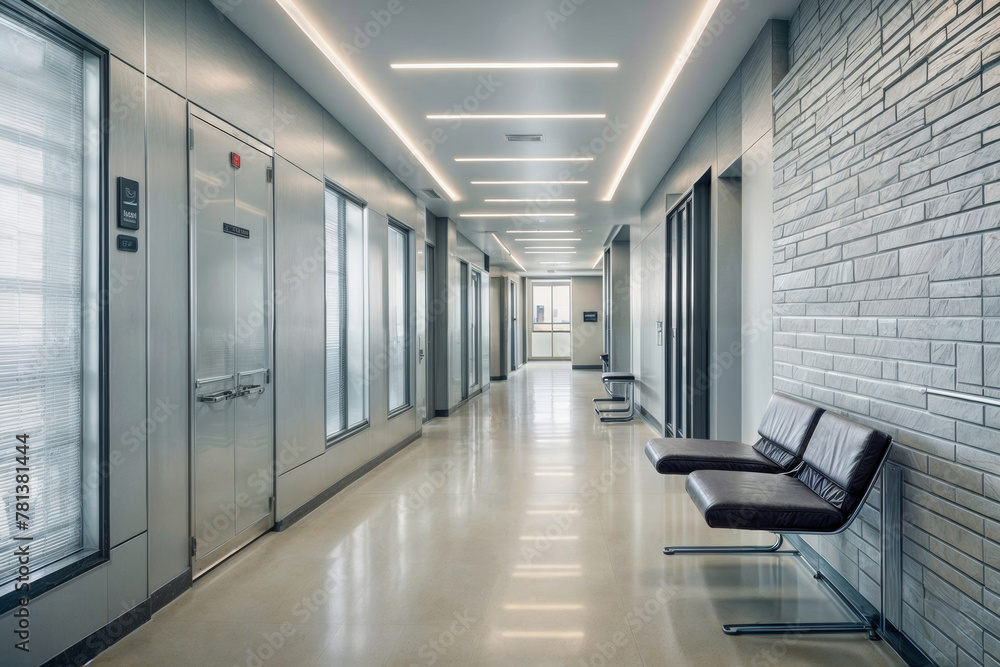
(469, 269), (482, 393)
(424, 242), (435, 421)
(531, 281), (572, 359)
(509, 279), (518, 372)
(460, 261), (469, 400)
(189, 112), (274, 578)
(665, 178), (711, 439)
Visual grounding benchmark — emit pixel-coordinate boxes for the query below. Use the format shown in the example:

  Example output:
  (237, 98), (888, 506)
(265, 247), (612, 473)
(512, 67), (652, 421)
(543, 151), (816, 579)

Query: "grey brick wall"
(774, 0), (1000, 664)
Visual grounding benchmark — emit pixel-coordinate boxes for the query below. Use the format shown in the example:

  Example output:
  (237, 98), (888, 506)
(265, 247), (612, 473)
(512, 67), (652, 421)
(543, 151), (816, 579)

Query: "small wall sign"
(223, 223), (250, 239)
(583, 311), (599, 322)
(117, 177), (140, 230)
(117, 234), (138, 253)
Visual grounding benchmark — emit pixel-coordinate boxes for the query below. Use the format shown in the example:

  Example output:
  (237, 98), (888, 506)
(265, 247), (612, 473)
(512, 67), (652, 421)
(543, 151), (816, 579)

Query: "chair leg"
(722, 570), (880, 640)
(663, 533), (797, 556)
(598, 383), (633, 422)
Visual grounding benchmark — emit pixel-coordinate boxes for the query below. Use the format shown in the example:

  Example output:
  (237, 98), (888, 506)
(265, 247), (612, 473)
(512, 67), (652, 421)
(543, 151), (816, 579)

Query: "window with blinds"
(325, 187), (368, 441)
(387, 223), (410, 413)
(0, 8), (101, 592)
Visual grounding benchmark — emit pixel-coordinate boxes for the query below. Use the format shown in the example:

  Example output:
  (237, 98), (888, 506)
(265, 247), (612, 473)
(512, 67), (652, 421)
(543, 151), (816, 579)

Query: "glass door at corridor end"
(531, 282), (571, 359)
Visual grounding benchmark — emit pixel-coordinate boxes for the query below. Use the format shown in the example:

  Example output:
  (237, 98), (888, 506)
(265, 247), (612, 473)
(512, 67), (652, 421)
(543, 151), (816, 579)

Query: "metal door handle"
(236, 384), (264, 397)
(198, 389), (235, 403)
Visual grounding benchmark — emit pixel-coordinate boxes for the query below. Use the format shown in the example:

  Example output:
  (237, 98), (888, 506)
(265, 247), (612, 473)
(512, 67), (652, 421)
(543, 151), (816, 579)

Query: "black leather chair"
(593, 371), (635, 422)
(679, 411), (893, 638)
(645, 392), (824, 475)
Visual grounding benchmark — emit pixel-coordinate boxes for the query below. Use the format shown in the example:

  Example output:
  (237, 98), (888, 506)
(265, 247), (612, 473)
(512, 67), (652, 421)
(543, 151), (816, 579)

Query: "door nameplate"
(223, 223), (250, 239)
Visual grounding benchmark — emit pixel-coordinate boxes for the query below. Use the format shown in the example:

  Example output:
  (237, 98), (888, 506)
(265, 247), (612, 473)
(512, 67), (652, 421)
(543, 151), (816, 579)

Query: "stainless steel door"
(191, 113), (273, 578)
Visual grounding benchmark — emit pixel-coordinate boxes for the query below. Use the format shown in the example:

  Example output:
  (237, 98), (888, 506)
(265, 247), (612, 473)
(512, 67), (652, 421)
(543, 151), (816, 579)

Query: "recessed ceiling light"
(460, 213), (575, 218)
(456, 157), (593, 162)
(514, 238), (581, 242)
(525, 247), (575, 250)
(273, 0), (459, 201)
(428, 113), (605, 120)
(506, 230), (575, 234)
(525, 251), (577, 254)
(392, 62), (618, 70)
(540, 262), (571, 266)
(604, 0), (724, 201)
(490, 232), (513, 256)
(472, 180), (589, 185)
(485, 199), (576, 203)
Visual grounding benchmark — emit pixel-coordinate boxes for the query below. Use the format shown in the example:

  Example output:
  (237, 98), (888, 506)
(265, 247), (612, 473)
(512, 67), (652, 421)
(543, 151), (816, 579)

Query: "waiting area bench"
(647, 394), (893, 640)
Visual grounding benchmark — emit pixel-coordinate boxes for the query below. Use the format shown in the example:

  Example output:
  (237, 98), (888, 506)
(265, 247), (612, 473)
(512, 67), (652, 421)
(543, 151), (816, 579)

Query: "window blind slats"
(326, 189), (366, 438)
(0, 12), (85, 586)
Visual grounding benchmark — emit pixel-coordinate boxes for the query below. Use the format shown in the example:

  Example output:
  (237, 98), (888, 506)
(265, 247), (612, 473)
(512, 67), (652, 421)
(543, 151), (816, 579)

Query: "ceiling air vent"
(421, 188), (443, 199)
(505, 134), (544, 143)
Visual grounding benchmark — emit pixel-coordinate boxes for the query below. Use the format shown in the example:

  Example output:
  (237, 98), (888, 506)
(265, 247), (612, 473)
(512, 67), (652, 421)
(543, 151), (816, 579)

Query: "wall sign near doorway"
(116, 234), (138, 252)
(223, 223), (250, 239)
(117, 177), (140, 230)
(583, 311), (598, 322)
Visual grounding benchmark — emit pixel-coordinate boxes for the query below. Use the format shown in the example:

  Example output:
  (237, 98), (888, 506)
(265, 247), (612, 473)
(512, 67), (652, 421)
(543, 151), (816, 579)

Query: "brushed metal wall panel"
(145, 80), (190, 592)
(186, 0), (273, 143)
(638, 222), (665, 429)
(716, 68), (743, 173)
(424, 209), (437, 246)
(36, 0), (143, 71)
(366, 151), (390, 217)
(109, 57), (147, 548)
(714, 176), (743, 442)
(275, 453), (321, 520)
(416, 237), (427, 421)
(742, 21), (774, 153)
(323, 111), (368, 201)
(367, 211), (389, 450)
(274, 67), (324, 180)
(610, 241), (631, 373)
(740, 133), (774, 443)
(108, 533), (147, 617)
(0, 560), (107, 666)
(274, 157), (325, 470)
(146, 0), (187, 96)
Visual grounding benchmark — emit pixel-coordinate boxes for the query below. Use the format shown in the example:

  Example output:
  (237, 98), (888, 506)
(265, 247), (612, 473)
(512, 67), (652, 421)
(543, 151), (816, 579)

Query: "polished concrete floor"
(93, 362), (905, 666)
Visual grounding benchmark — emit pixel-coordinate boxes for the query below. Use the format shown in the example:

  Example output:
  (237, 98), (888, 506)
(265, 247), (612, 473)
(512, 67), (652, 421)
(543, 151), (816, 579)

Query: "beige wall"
(571, 276), (603, 368)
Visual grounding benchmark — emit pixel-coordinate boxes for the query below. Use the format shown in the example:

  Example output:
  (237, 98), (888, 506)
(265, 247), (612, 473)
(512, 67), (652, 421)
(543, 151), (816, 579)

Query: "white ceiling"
(222, 0), (799, 274)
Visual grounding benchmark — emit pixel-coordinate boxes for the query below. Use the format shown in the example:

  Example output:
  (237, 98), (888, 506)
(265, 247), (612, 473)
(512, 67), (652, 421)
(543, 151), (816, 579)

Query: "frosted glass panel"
(532, 333), (553, 357)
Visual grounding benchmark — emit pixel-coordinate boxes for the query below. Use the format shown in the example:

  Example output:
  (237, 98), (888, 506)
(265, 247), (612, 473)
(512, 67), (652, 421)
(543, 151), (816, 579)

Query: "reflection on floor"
(94, 362), (905, 666)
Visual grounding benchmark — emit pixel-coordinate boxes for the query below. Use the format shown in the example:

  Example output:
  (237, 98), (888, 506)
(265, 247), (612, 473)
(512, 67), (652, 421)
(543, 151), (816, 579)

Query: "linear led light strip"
(485, 199), (576, 203)
(392, 62), (618, 70)
(603, 0), (724, 201)
(473, 180), (589, 185)
(491, 232), (526, 272)
(514, 238), (581, 242)
(506, 230), (576, 234)
(461, 213), (575, 218)
(457, 157), (593, 163)
(428, 114), (605, 120)
(274, 0), (460, 201)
